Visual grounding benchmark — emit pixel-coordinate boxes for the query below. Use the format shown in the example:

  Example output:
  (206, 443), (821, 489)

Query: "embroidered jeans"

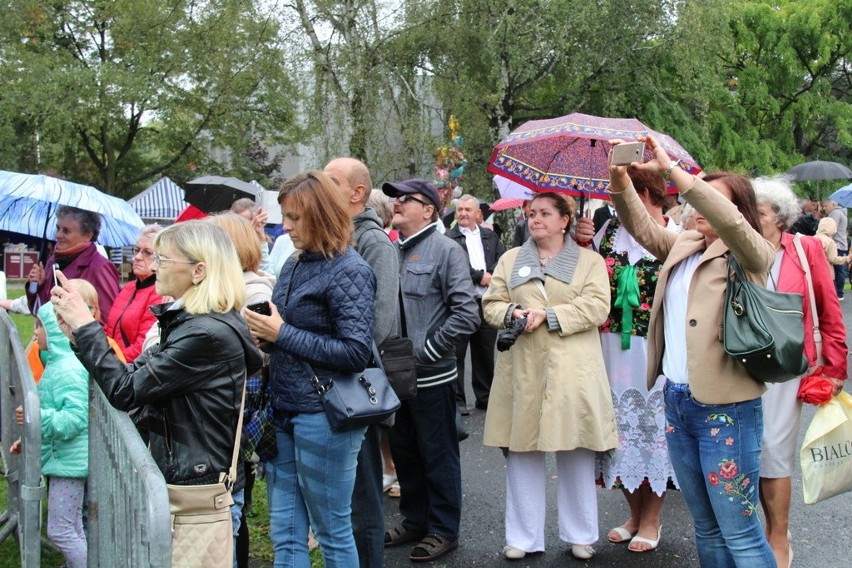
(664, 381), (777, 568)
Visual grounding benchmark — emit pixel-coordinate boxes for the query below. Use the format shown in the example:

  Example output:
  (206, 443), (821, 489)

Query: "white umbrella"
(0, 170), (144, 247)
(493, 175), (535, 200)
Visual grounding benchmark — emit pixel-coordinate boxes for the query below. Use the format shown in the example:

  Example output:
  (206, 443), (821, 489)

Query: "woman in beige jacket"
(482, 192), (616, 561)
(814, 217), (849, 268)
(607, 136), (776, 567)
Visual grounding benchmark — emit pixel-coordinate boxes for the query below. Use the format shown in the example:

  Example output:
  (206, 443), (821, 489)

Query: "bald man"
(325, 157), (399, 568)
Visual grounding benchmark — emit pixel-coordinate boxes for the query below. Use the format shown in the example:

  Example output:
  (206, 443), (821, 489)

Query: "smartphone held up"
(610, 141), (646, 166)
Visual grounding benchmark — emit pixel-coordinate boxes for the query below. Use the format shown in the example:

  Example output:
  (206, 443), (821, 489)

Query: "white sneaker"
(503, 545), (526, 560)
(503, 544), (527, 560)
(571, 544), (595, 560)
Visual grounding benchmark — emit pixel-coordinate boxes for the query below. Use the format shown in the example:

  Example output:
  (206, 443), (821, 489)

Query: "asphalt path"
(382, 302), (852, 567)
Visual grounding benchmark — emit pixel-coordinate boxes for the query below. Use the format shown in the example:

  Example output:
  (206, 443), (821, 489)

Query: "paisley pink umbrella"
(487, 113), (702, 199)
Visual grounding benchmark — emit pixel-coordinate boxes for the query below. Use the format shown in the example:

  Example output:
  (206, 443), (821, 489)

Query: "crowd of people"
(3, 137), (849, 568)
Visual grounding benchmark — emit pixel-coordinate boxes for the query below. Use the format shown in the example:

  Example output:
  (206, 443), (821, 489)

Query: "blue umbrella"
(828, 182), (852, 208)
(0, 170), (144, 247)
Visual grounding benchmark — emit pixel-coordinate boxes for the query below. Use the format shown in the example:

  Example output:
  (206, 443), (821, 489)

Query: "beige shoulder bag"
(167, 379), (246, 568)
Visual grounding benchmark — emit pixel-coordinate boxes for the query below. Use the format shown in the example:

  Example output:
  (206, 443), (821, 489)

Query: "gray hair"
(752, 175), (801, 231)
(367, 189), (393, 228)
(458, 194), (480, 207)
(138, 224), (163, 241)
(57, 205), (102, 243)
(229, 197), (256, 216)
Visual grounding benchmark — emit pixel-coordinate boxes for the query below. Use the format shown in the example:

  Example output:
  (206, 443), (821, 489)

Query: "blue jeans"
(664, 381), (776, 568)
(834, 249), (848, 298)
(231, 488), (245, 568)
(351, 424), (384, 568)
(389, 382), (462, 539)
(267, 411), (365, 568)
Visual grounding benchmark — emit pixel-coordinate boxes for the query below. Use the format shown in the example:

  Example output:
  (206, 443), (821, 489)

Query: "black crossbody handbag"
(376, 287), (418, 401)
(722, 254), (808, 383)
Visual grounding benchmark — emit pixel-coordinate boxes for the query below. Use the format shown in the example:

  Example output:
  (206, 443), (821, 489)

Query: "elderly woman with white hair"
(753, 176), (848, 568)
(104, 224), (165, 362)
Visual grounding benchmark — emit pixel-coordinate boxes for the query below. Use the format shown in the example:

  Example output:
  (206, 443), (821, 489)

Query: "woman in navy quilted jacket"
(244, 170), (376, 568)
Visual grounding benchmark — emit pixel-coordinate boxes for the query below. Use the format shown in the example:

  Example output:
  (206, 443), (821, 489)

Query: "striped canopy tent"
(129, 177), (187, 221)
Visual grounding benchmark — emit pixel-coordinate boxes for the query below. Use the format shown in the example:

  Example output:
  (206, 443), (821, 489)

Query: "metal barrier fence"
(0, 311), (43, 568)
(1, 310), (171, 566)
(88, 381), (171, 567)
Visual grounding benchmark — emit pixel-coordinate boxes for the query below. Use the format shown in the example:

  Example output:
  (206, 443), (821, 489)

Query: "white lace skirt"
(596, 333), (678, 494)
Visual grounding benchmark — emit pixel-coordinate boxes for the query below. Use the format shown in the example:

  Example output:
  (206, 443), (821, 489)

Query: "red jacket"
(777, 233), (848, 381)
(104, 276), (163, 362)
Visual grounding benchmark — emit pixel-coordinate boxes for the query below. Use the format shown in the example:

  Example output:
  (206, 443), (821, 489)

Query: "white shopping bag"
(800, 391), (852, 504)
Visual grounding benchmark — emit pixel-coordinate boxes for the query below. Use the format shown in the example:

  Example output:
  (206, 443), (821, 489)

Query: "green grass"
(1, 285), (322, 567)
(249, 475), (324, 567)
(5, 288), (33, 346)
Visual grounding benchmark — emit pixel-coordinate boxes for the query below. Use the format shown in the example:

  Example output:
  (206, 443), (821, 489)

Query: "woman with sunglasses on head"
(104, 225), (166, 362)
(51, 220), (263, 565)
(607, 136), (776, 567)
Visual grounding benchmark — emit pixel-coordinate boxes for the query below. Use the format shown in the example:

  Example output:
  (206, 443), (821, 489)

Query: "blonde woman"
(51, 221), (263, 491)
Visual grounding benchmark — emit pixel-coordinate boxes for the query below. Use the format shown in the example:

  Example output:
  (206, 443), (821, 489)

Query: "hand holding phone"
(246, 301), (272, 316)
(610, 141), (646, 166)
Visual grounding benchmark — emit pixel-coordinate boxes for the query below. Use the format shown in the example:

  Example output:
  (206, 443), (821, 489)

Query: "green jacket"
(37, 303), (88, 478)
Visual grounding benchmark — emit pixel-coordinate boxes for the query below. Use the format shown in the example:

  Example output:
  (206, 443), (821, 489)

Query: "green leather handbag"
(722, 255), (808, 383)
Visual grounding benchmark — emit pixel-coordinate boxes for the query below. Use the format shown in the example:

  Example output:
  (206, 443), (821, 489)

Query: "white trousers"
(505, 449), (598, 552)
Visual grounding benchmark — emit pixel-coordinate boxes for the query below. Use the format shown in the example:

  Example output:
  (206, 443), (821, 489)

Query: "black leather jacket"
(74, 304), (263, 485)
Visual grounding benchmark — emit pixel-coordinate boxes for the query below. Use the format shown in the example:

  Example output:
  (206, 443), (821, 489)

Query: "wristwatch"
(663, 159), (683, 182)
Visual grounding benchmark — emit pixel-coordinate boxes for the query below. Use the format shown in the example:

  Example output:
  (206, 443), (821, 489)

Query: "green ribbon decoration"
(614, 264), (640, 350)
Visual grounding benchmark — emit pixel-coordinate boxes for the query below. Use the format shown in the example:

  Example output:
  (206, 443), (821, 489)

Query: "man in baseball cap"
(380, 177), (479, 562)
(382, 179), (442, 212)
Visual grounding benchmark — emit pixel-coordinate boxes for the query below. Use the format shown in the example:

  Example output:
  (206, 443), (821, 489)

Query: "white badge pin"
(518, 266), (531, 277)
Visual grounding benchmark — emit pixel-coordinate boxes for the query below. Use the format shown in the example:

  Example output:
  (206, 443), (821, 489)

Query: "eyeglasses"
(152, 252), (197, 267)
(132, 246), (154, 258)
(395, 194), (431, 207)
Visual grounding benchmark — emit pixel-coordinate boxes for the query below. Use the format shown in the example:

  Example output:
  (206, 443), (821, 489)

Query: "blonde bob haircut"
(153, 220), (246, 314)
(207, 213), (262, 272)
(278, 170), (352, 258)
(67, 278), (100, 319)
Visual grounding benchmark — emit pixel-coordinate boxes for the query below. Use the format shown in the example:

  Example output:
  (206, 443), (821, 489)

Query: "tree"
(0, 0), (298, 196)
(402, 0), (677, 197)
(284, 0), (442, 182)
(715, 0), (852, 172)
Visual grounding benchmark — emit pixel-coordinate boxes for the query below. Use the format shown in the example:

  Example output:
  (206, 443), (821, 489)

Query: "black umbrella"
(184, 176), (261, 213)
(787, 160), (852, 181)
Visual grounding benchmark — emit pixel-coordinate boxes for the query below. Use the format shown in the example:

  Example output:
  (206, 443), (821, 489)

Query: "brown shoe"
(384, 523), (426, 548)
(410, 534), (459, 562)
